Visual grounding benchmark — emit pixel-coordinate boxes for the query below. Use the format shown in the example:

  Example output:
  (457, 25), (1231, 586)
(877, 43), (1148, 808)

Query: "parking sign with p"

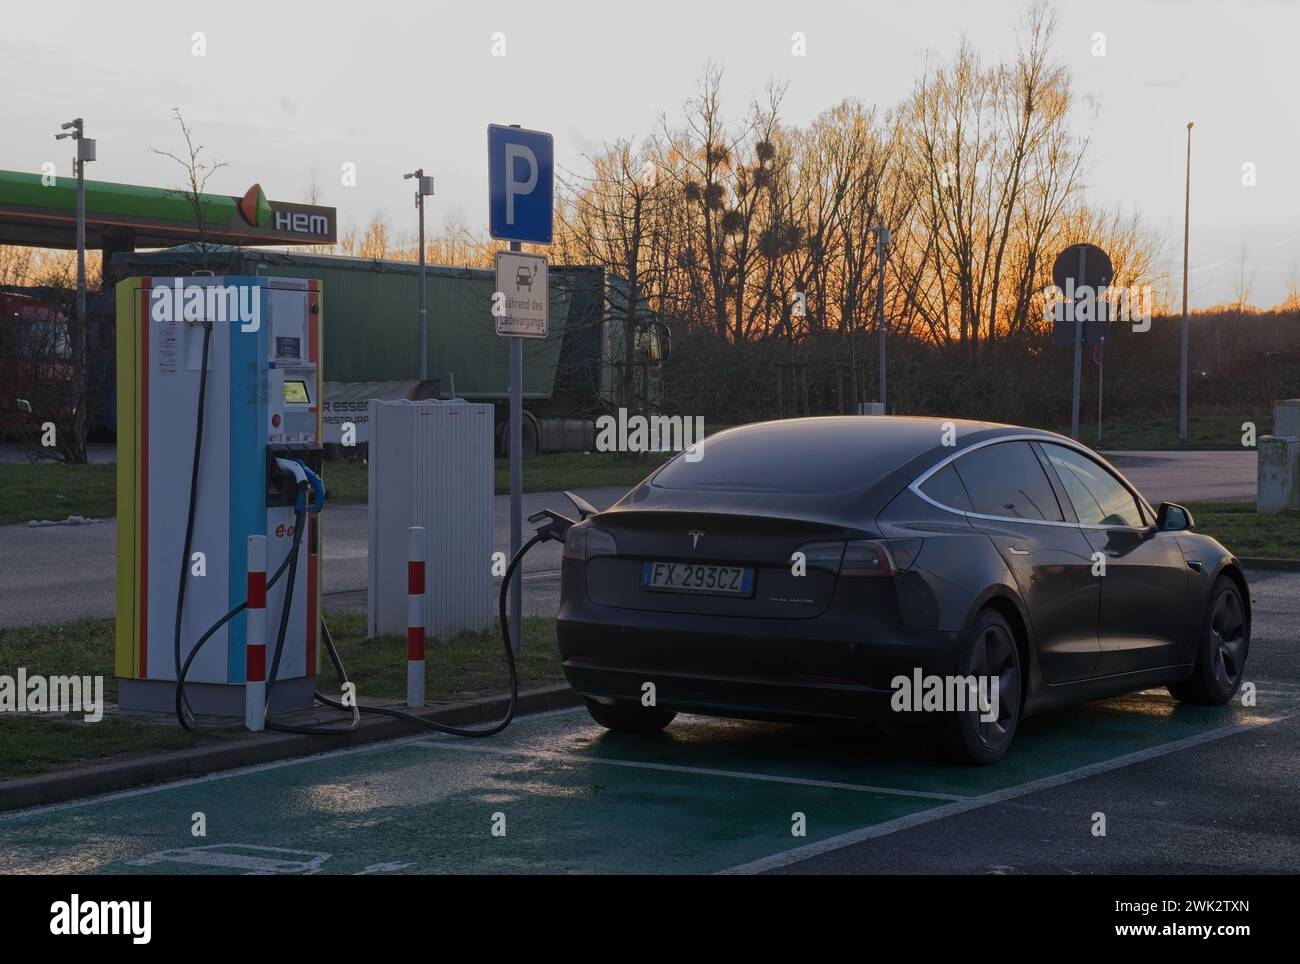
(488, 124), (553, 245)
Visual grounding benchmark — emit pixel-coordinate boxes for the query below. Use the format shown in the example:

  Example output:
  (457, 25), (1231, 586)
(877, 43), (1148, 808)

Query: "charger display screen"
(283, 380), (310, 404)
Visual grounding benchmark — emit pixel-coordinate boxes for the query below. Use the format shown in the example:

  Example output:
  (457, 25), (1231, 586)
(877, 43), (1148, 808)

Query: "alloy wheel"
(971, 625), (1019, 749)
(1210, 587), (1247, 691)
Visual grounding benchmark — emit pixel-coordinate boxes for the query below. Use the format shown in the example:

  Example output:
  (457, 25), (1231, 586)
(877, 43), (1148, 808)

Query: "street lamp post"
(55, 118), (94, 457)
(1179, 122), (1193, 446)
(403, 169), (435, 382)
(55, 118), (94, 353)
(873, 226), (890, 410)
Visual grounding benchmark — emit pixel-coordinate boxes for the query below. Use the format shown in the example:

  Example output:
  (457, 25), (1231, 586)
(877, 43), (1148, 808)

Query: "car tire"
(583, 698), (676, 733)
(1168, 575), (1249, 705)
(942, 609), (1022, 766)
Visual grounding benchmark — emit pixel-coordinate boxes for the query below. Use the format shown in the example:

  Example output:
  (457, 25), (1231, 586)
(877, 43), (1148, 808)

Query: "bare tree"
(900, 4), (1092, 358)
(151, 109), (229, 271)
(357, 215), (391, 259)
(2, 251), (108, 464)
(560, 137), (667, 423)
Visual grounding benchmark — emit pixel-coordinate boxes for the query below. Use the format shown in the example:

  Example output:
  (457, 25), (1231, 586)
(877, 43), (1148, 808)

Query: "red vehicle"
(0, 290), (71, 440)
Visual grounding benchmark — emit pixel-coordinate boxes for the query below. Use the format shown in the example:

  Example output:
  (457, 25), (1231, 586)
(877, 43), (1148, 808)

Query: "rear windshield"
(652, 423), (921, 494)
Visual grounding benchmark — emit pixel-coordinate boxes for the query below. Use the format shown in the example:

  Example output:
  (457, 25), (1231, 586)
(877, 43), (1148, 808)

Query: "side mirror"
(1155, 502), (1194, 531)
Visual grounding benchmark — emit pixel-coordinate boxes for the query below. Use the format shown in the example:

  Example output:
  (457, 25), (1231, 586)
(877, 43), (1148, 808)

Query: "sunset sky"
(3, 0), (1296, 306)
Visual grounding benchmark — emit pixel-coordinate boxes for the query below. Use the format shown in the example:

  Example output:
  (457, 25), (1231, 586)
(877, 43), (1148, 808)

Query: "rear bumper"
(557, 560), (963, 725)
(562, 658), (887, 723)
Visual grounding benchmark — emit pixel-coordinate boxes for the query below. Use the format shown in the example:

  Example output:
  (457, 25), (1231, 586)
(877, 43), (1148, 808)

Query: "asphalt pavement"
(0, 450), (1260, 629)
(1104, 450), (1257, 507)
(767, 567), (1300, 874)
(0, 486), (629, 629)
(3, 567), (1294, 875)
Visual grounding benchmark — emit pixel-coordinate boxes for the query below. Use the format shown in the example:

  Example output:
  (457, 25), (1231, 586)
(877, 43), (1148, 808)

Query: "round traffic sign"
(1052, 243), (1113, 292)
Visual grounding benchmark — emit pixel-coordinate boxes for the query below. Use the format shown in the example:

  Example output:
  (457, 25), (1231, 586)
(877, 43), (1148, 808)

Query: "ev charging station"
(114, 275), (324, 716)
(107, 124), (560, 735)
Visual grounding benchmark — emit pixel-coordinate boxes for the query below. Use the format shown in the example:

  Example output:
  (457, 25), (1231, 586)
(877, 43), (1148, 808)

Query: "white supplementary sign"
(494, 252), (548, 338)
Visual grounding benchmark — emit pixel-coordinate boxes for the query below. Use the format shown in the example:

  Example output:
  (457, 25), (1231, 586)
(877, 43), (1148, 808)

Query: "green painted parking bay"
(0, 690), (1288, 875)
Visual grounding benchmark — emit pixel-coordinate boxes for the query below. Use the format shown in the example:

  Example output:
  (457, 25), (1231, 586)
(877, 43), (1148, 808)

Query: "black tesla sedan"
(556, 417), (1250, 764)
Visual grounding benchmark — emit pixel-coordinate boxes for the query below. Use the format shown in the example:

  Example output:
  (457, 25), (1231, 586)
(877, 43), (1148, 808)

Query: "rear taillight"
(840, 540), (895, 577)
(792, 539), (901, 576)
(562, 523), (619, 561)
(792, 541), (845, 573)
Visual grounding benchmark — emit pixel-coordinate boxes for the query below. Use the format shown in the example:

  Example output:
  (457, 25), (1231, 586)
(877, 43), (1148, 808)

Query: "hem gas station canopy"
(0, 170), (336, 252)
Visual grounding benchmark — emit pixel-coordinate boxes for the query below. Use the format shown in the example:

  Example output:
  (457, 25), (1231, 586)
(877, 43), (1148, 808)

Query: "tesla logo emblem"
(688, 530), (705, 549)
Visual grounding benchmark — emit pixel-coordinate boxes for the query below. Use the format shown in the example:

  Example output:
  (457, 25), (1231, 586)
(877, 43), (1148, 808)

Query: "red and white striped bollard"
(245, 534), (267, 732)
(407, 525), (426, 707)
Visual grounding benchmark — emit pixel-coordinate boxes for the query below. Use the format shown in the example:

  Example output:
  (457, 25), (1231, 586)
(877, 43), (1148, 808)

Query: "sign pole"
(1096, 281), (1108, 445)
(488, 121), (553, 657)
(1054, 242), (1112, 437)
(875, 228), (889, 409)
(1071, 246), (1087, 440)
(1179, 122), (1193, 446)
(509, 239), (523, 657)
(1097, 340), (1104, 445)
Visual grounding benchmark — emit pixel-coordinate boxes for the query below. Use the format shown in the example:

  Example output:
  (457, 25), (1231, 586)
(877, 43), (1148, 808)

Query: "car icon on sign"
(516, 265), (535, 291)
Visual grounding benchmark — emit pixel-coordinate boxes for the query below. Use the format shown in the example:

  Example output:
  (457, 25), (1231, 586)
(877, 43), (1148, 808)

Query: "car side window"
(919, 463), (973, 512)
(1040, 443), (1145, 528)
(952, 441), (1064, 522)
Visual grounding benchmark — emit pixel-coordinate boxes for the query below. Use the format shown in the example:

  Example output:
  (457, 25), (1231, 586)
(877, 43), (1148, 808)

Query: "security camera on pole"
(488, 123), (553, 655)
(403, 169), (435, 381)
(54, 118), (95, 448)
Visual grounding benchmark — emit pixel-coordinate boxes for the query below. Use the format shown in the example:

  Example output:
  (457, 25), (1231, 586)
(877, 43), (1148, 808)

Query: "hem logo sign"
(50, 895), (151, 944)
(150, 279), (260, 332)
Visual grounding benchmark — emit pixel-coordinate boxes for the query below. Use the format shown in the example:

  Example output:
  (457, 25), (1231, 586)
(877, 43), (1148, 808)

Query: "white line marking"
(0, 705), (585, 822)
(411, 740), (965, 802)
(718, 708), (1299, 875)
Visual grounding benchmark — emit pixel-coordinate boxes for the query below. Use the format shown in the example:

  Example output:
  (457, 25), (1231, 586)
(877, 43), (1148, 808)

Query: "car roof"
(609, 416), (1076, 527)
(710, 415), (1029, 454)
(693, 416), (1071, 478)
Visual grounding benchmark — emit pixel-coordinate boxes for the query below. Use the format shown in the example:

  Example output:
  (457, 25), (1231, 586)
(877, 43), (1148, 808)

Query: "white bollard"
(1257, 435), (1300, 513)
(245, 535), (267, 732)
(407, 526), (426, 708)
(1274, 400), (1300, 440)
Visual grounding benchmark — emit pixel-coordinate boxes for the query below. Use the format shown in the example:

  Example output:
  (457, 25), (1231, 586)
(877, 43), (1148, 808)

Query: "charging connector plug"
(528, 508), (577, 544)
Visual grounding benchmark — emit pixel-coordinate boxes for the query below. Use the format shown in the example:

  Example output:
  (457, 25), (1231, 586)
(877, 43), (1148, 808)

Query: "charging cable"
(176, 460), (576, 738)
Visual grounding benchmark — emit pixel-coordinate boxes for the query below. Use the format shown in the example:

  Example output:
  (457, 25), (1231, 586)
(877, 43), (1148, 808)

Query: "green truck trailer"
(111, 247), (665, 456)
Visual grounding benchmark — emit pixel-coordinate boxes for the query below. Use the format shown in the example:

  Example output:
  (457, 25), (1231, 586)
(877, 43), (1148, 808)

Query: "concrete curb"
(0, 683), (581, 813)
(1240, 557), (1300, 572)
